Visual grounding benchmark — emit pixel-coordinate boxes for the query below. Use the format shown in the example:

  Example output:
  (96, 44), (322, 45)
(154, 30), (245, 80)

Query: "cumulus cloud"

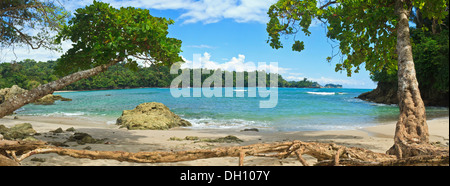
(65, 0), (277, 24)
(181, 52), (289, 73)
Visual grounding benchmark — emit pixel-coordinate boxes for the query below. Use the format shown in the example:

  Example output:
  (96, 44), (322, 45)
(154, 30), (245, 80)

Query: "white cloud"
(0, 40), (73, 62)
(181, 52), (289, 73)
(68, 0), (278, 24)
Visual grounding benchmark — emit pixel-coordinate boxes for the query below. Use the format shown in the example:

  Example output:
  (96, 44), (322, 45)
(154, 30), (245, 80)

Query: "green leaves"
(56, 1), (183, 75)
(1, 0), (69, 50)
(266, 0), (447, 77)
(292, 41), (305, 52)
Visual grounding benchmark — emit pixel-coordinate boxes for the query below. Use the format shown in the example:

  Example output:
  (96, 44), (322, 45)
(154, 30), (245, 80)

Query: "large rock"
(0, 123), (37, 140)
(0, 85), (71, 105)
(0, 85), (28, 103)
(116, 102), (191, 130)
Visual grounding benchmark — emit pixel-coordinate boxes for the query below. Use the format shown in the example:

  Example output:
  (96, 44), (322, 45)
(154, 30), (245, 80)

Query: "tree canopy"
(55, 0), (183, 75)
(0, 0), (68, 50)
(266, 0), (448, 76)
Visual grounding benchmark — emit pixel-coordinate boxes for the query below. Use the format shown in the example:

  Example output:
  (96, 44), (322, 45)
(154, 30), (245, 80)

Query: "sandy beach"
(1, 115), (448, 166)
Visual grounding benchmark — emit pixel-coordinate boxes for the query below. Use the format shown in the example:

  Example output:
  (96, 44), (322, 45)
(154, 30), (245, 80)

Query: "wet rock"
(34, 94), (72, 105)
(116, 102), (191, 130)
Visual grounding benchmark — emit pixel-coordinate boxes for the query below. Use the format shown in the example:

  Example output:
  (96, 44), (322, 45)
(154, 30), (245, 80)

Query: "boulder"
(0, 85), (72, 105)
(116, 102), (191, 130)
(0, 123), (37, 140)
(0, 85), (27, 103)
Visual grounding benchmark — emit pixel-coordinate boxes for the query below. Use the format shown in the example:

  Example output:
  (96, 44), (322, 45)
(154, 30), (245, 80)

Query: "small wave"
(186, 118), (268, 130)
(370, 103), (397, 107)
(307, 92), (335, 95)
(43, 112), (86, 117)
(233, 89), (247, 92)
(106, 120), (117, 125)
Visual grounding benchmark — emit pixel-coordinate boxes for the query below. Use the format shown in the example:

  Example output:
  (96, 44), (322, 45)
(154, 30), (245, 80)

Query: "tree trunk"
(0, 58), (123, 118)
(387, 0), (430, 158)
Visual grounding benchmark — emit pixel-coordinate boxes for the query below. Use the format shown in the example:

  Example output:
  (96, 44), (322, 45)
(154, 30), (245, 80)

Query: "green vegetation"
(0, 59), (323, 90)
(266, 0), (448, 77)
(55, 0), (183, 76)
(369, 12), (449, 106)
(0, 0), (68, 50)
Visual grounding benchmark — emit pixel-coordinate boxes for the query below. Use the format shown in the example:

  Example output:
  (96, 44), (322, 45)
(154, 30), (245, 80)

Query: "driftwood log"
(1, 140), (448, 166)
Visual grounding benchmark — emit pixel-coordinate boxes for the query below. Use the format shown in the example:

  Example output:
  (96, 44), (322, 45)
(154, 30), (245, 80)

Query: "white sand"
(1, 115), (448, 166)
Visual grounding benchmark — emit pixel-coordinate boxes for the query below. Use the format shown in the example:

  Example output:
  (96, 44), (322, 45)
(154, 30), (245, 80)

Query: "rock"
(116, 102), (192, 130)
(185, 136), (199, 141)
(0, 123), (37, 140)
(66, 127), (76, 132)
(0, 85), (28, 104)
(0, 85), (72, 105)
(358, 81), (449, 107)
(240, 128), (259, 132)
(51, 127), (64, 134)
(34, 94), (72, 105)
(67, 132), (105, 145)
(200, 135), (244, 143)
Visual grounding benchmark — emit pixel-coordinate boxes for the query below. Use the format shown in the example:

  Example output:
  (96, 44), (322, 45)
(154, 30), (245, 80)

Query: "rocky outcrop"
(357, 82), (398, 105)
(116, 102), (192, 130)
(0, 85), (72, 105)
(357, 82), (449, 107)
(33, 94), (72, 105)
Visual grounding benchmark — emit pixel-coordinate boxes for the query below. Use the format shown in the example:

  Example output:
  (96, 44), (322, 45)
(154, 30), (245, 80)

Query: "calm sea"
(15, 88), (449, 132)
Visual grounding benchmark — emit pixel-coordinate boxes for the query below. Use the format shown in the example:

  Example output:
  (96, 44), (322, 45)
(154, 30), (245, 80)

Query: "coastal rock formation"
(357, 82), (398, 105)
(116, 102), (191, 130)
(0, 85), (72, 105)
(357, 82), (449, 107)
(33, 94), (72, 105)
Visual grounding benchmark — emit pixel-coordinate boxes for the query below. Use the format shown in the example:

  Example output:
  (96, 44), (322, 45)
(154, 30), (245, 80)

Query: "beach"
(1, 115), (448, 166)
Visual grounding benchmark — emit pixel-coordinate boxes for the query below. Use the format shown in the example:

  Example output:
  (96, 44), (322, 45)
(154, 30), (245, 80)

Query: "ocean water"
(15, 88), (449, 132)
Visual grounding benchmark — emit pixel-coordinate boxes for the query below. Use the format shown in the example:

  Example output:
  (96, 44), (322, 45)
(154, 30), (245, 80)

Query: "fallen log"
(1, 140), (448, 166)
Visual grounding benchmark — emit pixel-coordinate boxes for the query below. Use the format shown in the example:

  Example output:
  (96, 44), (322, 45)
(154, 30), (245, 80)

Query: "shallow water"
(16, 88), (449, 132)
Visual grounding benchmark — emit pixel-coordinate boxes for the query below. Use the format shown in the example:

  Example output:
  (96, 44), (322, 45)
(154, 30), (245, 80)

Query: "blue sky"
(1, 0), (377, 89)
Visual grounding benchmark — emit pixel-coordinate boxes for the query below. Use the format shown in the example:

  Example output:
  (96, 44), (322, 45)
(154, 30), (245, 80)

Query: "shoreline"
(1, 115), (448, 166)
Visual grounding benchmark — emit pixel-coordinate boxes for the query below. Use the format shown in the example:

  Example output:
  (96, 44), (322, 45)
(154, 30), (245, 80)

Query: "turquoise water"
(16, 88), (449, 131)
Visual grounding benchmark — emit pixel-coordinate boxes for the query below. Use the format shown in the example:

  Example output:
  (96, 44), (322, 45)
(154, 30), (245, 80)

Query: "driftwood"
(1, 139), (448, 166)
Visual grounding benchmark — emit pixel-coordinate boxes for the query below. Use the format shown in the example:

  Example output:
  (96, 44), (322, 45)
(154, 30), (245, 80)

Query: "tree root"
(1, 140), (448, 166)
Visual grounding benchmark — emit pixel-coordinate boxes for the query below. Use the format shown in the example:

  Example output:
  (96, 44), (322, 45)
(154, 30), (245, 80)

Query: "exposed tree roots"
(1, 140), (448, 166)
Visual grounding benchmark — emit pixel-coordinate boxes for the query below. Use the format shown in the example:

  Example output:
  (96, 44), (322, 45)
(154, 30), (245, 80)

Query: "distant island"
(1, 59), (341, 90)
(323, 84), (343, 88)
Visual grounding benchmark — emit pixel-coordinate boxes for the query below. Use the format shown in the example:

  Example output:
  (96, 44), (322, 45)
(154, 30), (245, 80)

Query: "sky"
(0, 0), (377, 89)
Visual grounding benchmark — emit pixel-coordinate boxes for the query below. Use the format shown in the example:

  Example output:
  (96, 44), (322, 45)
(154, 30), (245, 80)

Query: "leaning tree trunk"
(387, 0), (432, 158)
(0, 58), (123, 118)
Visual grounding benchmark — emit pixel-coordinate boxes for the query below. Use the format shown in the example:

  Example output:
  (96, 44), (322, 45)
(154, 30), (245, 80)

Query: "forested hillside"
(0, 59), (322, 90)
